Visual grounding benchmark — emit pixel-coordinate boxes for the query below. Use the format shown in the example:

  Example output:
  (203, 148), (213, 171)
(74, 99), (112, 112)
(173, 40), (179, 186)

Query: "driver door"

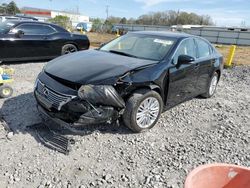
(5, 23), (52, 60)
(166, 38), (199, 107)
(0, 30), (30, 61)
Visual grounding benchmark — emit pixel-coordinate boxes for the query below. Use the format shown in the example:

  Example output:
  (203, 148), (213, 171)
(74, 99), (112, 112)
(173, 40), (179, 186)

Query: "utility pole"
(49, 0), (52, 11)
(77, 0), (79, 14)
(241, 20), (246, 27)
(106, 0), (109, 20)
(76, 5), (79, 14)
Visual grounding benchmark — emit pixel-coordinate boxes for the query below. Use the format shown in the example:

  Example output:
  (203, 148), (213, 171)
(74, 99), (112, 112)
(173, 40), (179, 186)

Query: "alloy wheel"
(136, 97), (160, 128)
(65, 46), (77, 54)
(209, 75), (218, 96)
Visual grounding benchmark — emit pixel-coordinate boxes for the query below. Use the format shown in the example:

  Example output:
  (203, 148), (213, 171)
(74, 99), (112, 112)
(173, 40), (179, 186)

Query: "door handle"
(43, 36), (48, 40)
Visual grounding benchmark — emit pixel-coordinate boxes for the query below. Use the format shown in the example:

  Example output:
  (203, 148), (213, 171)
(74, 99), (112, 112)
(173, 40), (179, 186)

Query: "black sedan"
(0, 21), (89, 62)
(34, 31), (223, 133)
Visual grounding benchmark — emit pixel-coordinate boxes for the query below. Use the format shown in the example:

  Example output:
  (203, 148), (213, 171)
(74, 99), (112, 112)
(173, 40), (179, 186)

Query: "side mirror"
(177, 55), (195, 66)
(15, 30), (24, 38)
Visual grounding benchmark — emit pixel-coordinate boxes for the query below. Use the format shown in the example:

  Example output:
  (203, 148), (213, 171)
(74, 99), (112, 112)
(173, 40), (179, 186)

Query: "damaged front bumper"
(34, 78), (125, 129)
(36, 101), (119, 129)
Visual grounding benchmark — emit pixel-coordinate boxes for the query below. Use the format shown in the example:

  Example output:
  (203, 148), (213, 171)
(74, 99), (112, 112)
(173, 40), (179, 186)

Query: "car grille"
(36, 80), (76, 110)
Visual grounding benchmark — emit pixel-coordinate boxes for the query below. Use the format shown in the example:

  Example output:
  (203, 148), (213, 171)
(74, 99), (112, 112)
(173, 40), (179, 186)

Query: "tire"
(0, 85), (13, 98)
(61, 44), (78, 55)
(122, 89), (163, 133)
(201, 72), (219, 98)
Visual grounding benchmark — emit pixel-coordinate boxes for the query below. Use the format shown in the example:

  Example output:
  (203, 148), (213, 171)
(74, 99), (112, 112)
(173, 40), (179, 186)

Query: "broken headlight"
(78, 85), (125, 108)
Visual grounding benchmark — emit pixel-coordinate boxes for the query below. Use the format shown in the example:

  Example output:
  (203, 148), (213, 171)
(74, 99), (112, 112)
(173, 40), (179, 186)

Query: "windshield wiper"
(109, 50), (138, 58)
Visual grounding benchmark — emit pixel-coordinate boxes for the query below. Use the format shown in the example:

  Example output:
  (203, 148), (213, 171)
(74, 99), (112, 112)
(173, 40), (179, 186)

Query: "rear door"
(167, 38), (199, 107)
(194, 38), (214, 94)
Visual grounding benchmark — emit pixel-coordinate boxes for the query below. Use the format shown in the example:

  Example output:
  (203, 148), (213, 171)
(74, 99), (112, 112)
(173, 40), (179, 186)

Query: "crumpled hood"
(45, 49), (158, 84)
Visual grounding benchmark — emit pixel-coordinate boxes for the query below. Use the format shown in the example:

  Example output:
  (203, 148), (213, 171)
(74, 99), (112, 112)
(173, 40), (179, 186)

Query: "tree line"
(1, 1), (213, 27)
(0, 1), (20, 15)
(104, 10), (213, 26)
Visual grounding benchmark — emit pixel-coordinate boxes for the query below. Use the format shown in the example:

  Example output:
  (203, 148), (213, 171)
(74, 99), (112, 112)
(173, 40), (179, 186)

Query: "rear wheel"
(62, 44), (78, 55)
(123, 89), (163, 133)
(0, 85), (13, 98)
(201, 72), (219, 98)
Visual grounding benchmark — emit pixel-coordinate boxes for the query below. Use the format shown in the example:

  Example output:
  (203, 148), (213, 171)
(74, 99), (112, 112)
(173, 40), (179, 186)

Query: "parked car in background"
(0, 14), (38, 23)
(111, 25), (128, 35)
(76, 22), (92, 32)
(0, 20), (90, 62)
(34, 31), (223, 133)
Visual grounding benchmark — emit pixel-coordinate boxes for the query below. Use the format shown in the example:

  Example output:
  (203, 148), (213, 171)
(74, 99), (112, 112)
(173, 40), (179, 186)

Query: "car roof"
(131, 31), (192, 39)
(6, 20), (68, 32)
(10, 20), (57, 27)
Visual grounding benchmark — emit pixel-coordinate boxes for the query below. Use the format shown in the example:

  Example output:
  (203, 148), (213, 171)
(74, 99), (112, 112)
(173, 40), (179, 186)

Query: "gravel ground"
(0, 62), (249, 188)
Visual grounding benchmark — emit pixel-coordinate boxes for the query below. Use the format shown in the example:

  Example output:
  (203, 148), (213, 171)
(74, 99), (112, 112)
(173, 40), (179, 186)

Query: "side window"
(41, 25), (56, 34)
(15, 24), (56, 35)
(196, 39), (211, 58)
(14, 24), (33, 34)
(173, 38), (196, 64)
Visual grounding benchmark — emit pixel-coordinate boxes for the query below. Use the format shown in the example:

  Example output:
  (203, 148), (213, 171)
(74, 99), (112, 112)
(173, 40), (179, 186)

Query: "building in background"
(21, 7), (89, 26)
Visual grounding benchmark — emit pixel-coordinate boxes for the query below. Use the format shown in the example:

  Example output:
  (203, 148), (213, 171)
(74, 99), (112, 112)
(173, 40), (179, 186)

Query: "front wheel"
(201, 72), (219, 98)
(122, 89), (163, 133)
(61, 44), (78, 55)
(0, 85), (13, 98)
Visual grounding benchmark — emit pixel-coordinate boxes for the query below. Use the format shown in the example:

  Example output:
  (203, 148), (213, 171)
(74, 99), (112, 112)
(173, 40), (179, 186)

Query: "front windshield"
(100, 33), (176, 61)
(0, 21), (15, 34)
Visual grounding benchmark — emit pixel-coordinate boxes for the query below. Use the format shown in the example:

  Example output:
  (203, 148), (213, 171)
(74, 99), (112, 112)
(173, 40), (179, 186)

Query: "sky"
(1, 0), (250, 27)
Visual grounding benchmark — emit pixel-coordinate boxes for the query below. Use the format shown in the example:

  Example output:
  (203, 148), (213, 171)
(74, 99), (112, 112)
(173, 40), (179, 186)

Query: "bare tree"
(110, 10), (213, 26)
